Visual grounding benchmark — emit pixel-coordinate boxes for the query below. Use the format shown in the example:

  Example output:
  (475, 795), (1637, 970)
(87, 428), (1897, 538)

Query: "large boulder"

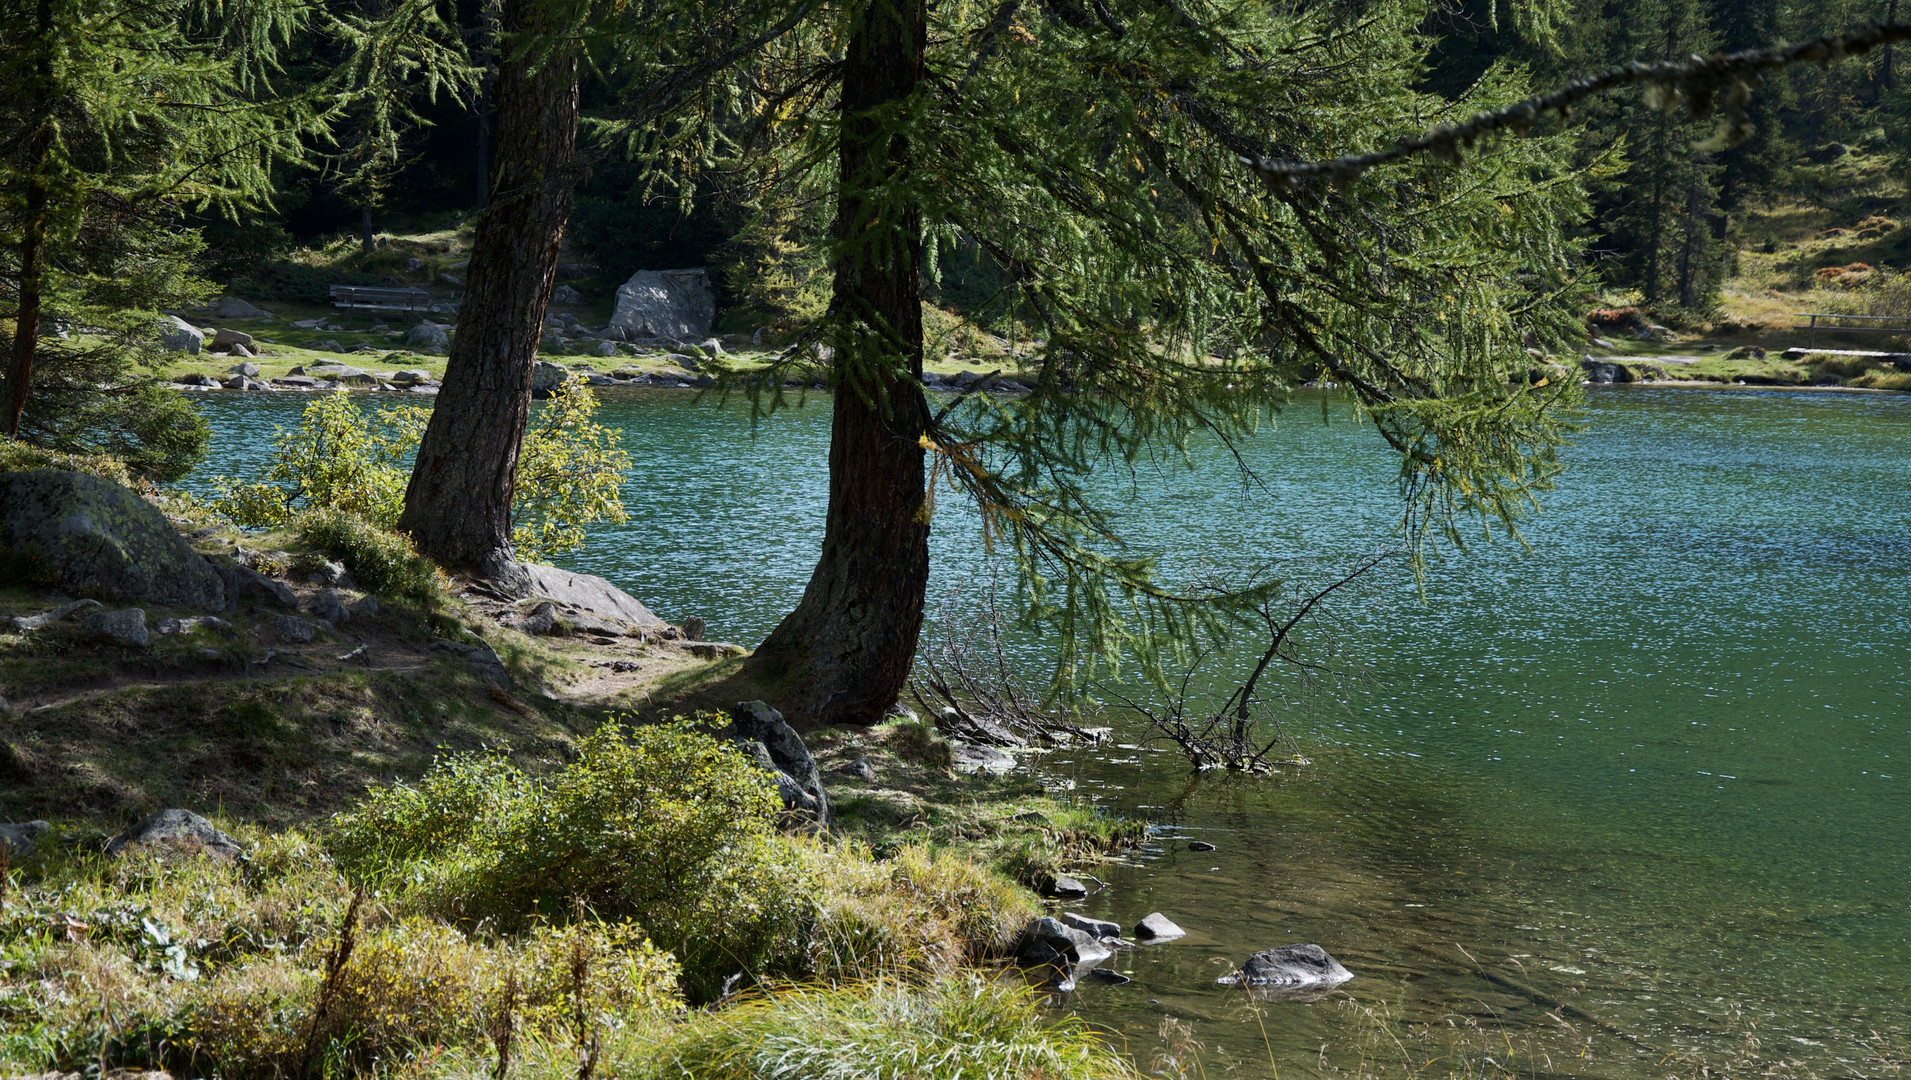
(105, 809), (244, 861)
(519, 563), (665, 629)
(80, 607), (149, 647)
(1579, 358), (1634, 385)
(406, 322), (450, 354)
(531, 359), (573, 393)
(158, 315), (204, 354)
(608, 268), (716, 342)
(216, 296), (274, 320)
(1215, 943), (1354, 990)
(727, 700), (830, 827)
(0, 471), (226, 611)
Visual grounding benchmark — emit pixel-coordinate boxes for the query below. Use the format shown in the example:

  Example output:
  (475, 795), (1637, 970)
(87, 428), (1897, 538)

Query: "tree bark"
(397, 0), (577, 581)
(4, 0), (55, 439)
(742, 0), (929, 727)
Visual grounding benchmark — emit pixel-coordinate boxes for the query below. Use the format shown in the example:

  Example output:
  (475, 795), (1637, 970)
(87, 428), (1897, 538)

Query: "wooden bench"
(329, 284), (434, 315)
(1794, 312), (1911, 348)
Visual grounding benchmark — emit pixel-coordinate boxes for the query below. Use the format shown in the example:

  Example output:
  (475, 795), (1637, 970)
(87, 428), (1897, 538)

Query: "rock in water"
(728, 700), (830, 827)
(608, 268), (716, 341)
(1134, 912), (1186, 940)
(951, 742), (1016, 774)
(1044, 874), (1090, 900)
(106, 809), (243, 861)
(1060, 912), (1122, 940)
(80, 608), (149, 647)
(0, 470), (226, 611)
(519, 563), (664, 629)
(1216, 943), (1354, 989)
(531, 359), (573, 393)
(1018, 916), (1114, 971)
(1579, 357), (1633, 385)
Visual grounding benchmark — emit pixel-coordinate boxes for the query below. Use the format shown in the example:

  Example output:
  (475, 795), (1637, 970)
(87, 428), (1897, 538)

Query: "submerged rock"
(1059, 912), (1122, 940)
(1216, 943), (1354, 990)
(1044, 874), (1090, 900)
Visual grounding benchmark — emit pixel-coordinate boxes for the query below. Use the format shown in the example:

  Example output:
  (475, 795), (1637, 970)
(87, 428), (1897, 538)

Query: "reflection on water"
(179, 386), (1911, 1078)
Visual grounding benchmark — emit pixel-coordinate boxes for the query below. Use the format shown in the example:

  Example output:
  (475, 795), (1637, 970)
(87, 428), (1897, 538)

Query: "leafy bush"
(213, 383), (629, 562)
(0, 439), (132, 485)
(293, 507), (448, 605)
(512, 378), (632, 561)
(330, 721), (806, 1001)
(212, 391), (429, 528)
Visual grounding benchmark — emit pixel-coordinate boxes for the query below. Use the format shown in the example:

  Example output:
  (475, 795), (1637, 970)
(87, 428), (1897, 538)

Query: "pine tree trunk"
(4, 0), (54, 439)
(742, 0), (929, 727)
(397, 0), (577, 581)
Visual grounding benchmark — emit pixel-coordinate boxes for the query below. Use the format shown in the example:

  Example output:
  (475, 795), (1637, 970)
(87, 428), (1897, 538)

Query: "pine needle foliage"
(625, 0), (1601, 692)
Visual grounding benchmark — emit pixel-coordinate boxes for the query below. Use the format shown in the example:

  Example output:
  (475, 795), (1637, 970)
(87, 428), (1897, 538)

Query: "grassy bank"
(0, 472), (1144, 1078)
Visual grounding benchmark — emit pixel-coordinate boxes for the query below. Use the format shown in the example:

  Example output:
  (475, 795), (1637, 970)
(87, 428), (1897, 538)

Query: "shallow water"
(180, 386), (1911, 1078)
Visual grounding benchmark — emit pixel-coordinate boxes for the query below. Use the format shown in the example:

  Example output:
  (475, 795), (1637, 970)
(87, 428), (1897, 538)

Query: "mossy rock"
(0, 469), (225, 611)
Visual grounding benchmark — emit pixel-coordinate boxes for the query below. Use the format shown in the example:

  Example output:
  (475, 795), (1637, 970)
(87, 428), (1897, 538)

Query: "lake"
(180, 385), (1911, 1078)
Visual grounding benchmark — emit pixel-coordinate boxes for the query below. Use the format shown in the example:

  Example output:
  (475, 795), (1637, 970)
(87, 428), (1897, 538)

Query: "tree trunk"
(360, 205), (375, 254)
(4, 0), (54, 439)
(397, 0), (578, 581)
(742, 0), (929, 727)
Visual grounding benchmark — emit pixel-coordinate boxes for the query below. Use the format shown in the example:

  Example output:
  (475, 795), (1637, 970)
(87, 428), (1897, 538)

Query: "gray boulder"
(406, 322), (450, 354)
(1216, 943), (1354, 990)
(1579, 358), (1634, 385)
(216, 296), (273, 320)
(516, 600), (559, 635)
(178, 373), (220, 387)
(318, 339), (345, 353)
(434, 638), (511, 685)
(519, 563), (665, 629)
(391, 369), (432, 384)
(1044, 874), (1090, 900)
(81, 607), (149, 647)
(595, 340), (619, 357)
(608, 268), (716, 342)
(227, 360), (260, 376)
(206, 556), (297, 610)
(532, 359), (573, 392)
(728, 700), (830, 827)
(349, 594), (378, 620)
(0, 820), (51, 859)
(308, 364), (373, 384)
(1019, 916), (1113, 973)
(155, 615), (233, 636)
(210, 328), (253, 351)
(159, 315), (204, 354)
(1059, 912), (1122, 940)
(0, 471), (226, 611)
(553, 284), (586, 305)
(1134, 912), (1186, 940)
(307, 589), (351, 624)
(682, 614), (707, 641)
(106, 808), (244, 861)
(951, 742), (1016, 774)
(273, 614), (316, 643)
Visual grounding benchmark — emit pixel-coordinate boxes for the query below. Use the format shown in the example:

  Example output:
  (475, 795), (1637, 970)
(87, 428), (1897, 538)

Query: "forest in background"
(188, 0), (1911, 330)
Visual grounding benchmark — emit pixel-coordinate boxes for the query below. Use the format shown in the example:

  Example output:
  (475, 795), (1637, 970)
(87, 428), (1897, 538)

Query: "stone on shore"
(608, 268), (716, 342)
(159, 316), (204, 354)
(727, 700), (830, 827)
(519, 563), (664, 629)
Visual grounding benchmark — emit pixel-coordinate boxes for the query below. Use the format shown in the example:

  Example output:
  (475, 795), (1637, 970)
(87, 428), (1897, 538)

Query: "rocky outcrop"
(1215, 943), (1354, 990)
(0, 470), (226, 611)
(609, 268), (716, 342)
(727, 700), (830, 827)
(7, 598), (102, 631)
(519, 563), (665, 629)
(1579, 358), (1634, 385)
(105, 809), (244, 861)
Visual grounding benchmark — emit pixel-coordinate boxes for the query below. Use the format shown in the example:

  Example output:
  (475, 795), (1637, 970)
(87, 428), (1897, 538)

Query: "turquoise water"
(181, 387), (1911, 1077)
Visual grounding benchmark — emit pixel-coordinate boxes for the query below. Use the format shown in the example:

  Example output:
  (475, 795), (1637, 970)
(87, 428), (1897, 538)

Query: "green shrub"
(294, 508), (448, 605)
(642, 975), (1139, 1080)
(0, 439), (133, 485)
(330, 721), (808, 1001)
